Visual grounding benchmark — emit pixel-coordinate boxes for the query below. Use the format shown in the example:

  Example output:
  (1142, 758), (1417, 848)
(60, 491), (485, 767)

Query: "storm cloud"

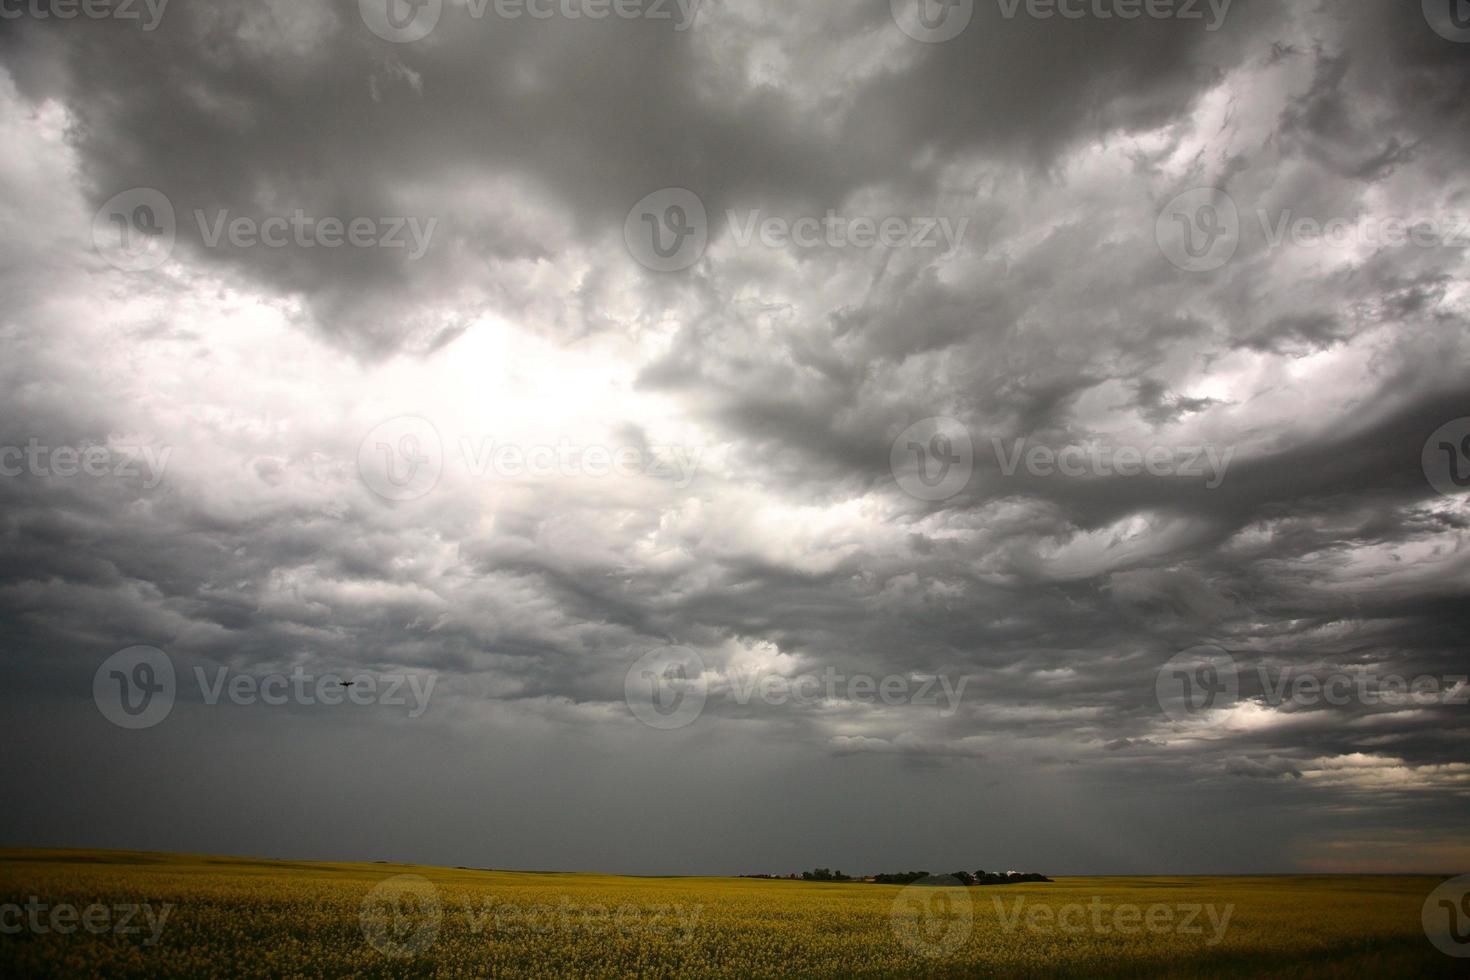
(0, 0), (1466, 875)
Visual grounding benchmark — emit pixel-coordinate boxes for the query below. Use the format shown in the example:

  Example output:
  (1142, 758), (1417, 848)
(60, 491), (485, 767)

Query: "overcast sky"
(0, 0), (1467, 876)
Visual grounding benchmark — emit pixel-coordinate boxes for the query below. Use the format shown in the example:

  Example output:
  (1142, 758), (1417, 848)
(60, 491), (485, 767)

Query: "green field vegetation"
(0, 849), (1459, 978)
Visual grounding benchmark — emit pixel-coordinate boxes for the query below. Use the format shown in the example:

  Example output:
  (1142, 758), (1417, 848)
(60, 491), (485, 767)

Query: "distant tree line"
(948, 870), (1051, 886)
(864, 875), (1052, 887)
(800, 868), (851, 882)
(751, 869), (1053, 886)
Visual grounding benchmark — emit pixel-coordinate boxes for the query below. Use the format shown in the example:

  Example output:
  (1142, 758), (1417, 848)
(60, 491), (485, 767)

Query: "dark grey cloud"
(0, 0), (1467, 875)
